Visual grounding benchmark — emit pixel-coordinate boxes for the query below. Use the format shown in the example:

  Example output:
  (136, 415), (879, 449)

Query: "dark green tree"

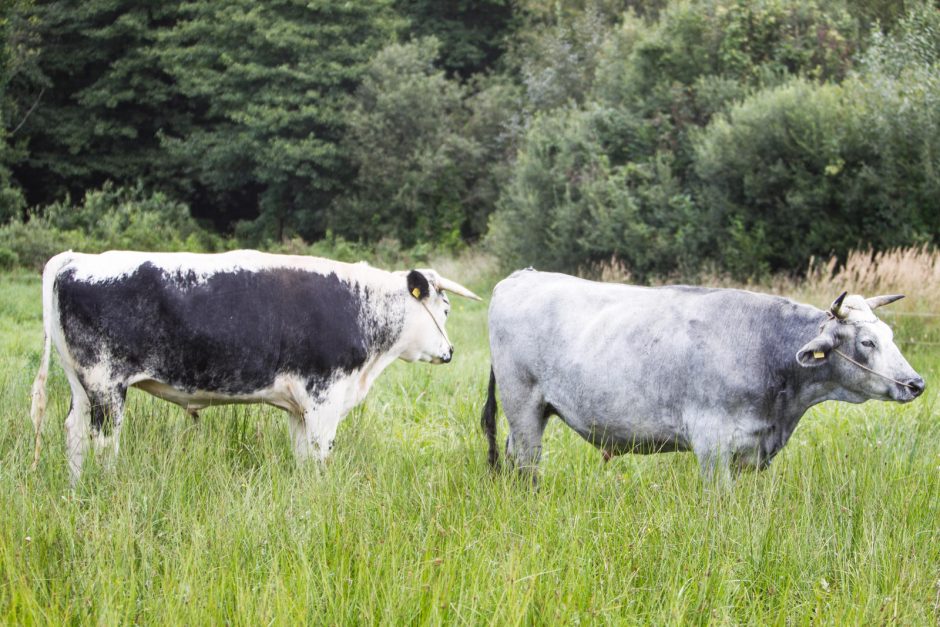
(0, 0), (38, 221)
(8, 1), (183, 208)
(157, 0), (400, 240)
(395, 0), (516, 77)
(334, 39), (521, 247)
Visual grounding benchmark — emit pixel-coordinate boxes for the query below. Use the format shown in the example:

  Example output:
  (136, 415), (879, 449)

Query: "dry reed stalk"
(802, 246), (940, 314)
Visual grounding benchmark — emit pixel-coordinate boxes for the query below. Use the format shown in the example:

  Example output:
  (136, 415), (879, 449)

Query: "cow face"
(397, 269), (481, 364)
(796, 293), (925, 403)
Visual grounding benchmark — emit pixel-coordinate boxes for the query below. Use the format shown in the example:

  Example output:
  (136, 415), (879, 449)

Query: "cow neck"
(778, 310), (840, 411)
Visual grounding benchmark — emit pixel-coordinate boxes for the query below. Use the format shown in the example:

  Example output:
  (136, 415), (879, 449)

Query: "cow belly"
(133, 376), (306, 415)
(543, 385), (690, 455)
(566, 416), (690, 454)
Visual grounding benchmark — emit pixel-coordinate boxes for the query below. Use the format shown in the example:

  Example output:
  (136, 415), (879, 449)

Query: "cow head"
(796, 292), (925, 403)
(397, 269), (481, 364)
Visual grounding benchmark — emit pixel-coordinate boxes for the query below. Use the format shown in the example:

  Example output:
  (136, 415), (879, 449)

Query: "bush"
(331, 38), (485, 248)
(0, 183), (225, 270)
(693, 65), (940, 277)
(0, 246), (18, 270)
(487, 106), (702, 280)
(592, 0), (857, 172)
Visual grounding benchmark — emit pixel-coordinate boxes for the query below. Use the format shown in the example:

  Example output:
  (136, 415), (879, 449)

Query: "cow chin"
(400, 352), (446, 364)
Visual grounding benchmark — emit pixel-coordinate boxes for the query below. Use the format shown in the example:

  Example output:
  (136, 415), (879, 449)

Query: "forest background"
(0, 0), (938, 280)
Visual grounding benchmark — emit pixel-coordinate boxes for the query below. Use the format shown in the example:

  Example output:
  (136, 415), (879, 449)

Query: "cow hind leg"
(88, 385), (127, 470)
(63, 377), (92, 485)
(501, 384), (549, 485)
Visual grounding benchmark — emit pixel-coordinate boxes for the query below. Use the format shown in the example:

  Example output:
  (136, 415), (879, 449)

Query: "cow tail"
(481, 366), (500, 471)
(30, 251), (71, 470)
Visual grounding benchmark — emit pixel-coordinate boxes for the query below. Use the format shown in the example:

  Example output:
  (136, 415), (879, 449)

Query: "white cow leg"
(304, 384), (348, 466)
(288, 382), (348, 467)
(288, 411), (314, 462)
(64, 378), (92, 486)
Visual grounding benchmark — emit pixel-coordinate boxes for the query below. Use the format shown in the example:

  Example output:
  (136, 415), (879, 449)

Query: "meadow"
(0, 251), (938, 624)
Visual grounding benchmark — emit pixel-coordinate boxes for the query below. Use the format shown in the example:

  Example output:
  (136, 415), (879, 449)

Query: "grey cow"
(481, 269), (925, 484)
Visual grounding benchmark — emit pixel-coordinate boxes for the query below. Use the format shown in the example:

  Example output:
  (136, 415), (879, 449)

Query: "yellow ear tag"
(412, 287), (421, 299)
(813, 351), (825, 359)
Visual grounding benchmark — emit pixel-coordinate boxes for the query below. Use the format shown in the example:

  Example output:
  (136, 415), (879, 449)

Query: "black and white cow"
(481, 269), (925, 484)
(30, 250), (480, 481)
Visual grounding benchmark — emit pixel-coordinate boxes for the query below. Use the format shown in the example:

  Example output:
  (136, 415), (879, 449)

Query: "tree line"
(1, 0), (938, 278)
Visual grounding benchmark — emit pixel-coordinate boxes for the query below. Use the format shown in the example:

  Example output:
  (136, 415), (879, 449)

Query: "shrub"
(592, 0), (858, 172)
(0, 246), (18, 270)
(693, 46), (940, 278)
(331, 38), (487, 248)
(487, 106), (702, 280)
(0, 183), (224, 270)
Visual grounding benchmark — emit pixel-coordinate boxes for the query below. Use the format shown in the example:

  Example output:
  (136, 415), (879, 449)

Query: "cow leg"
(306, 384), (347, 465)
(502, 386), (548, 484)
(89, 385), (127, 470)
(290, 382), (347, 466)
(288, 412), (314, 462)
(689, 418), (733, 489)
(63, 375), (92, 485)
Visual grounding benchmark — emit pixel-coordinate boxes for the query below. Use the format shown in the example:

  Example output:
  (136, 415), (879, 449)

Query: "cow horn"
(435, 276), (482, 301)
(866, 294), (904, 310)
(830, 291), (848, 319)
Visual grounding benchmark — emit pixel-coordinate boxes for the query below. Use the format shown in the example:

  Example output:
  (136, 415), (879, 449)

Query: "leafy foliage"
(488, 107), (700, 280)
(334, 39), (519, 247)
(395, 0), (517, 77)
(156, 0), (400, 240)
(8, 0), (182, 206)
(0, 0), (939, 278)
(0, 0), (35, 221)
(694, 27), (940, 277)
(0, 183), (223, 270)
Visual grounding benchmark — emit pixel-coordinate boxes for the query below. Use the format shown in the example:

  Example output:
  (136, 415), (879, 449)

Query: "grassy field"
(0, 266), (938, 624)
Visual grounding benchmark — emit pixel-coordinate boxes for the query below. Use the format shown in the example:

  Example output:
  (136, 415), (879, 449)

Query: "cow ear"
(406, 270), (430, 301)
(796, 334), (836, 368)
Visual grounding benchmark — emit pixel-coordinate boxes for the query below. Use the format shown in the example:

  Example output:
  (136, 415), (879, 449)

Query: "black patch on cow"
(86, 384), (126, 436)
(56, 264), (401, 396)
(406, 270), (429, 300)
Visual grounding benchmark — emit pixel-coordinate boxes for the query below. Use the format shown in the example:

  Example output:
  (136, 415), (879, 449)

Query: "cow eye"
(861, 339), (875, 348)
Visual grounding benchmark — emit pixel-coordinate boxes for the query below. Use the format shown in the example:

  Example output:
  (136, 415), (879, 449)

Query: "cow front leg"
(689, 418), (733, 489)
(296, 384), (348, 466)
(288, 412), (314, 462)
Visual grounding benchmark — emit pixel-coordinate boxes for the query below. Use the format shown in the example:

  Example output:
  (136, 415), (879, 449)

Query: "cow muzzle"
(436, 346), (454, 364)
(897, 375), (925, 402)
(429, 345), (454, 364)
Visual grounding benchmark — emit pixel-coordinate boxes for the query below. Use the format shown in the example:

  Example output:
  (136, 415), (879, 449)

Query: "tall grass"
(0, 250), (937, 623)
